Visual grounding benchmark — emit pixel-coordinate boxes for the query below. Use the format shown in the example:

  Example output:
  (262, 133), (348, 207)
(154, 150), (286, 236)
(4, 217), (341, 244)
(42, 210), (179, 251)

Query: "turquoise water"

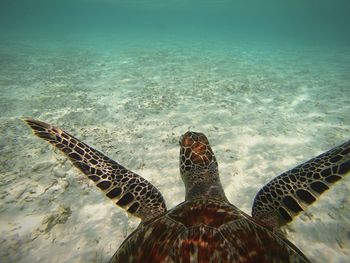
(1, 1), (350, 263)
(1, 0), (350, 44)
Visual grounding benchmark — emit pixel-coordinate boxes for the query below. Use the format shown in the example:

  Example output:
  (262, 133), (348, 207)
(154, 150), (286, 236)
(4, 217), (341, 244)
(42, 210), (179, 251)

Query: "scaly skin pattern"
(252, 140), (350, 229)
(23, 118), (166, 221)
(179, 131), (227, 202)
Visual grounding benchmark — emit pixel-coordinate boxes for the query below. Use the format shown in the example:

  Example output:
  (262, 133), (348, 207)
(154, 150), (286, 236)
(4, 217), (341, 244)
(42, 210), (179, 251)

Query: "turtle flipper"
(252, 140), (350, 230)
(23, 118), (167, 221)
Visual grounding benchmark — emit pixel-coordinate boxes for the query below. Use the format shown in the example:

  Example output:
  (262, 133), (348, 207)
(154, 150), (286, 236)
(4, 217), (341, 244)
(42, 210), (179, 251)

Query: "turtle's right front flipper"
(23, 118), (167, 221)
(252, 140), (350, 230)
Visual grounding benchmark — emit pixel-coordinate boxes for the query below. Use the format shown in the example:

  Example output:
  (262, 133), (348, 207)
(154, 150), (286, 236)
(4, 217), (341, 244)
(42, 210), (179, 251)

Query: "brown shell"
(110, 199), (309, 263)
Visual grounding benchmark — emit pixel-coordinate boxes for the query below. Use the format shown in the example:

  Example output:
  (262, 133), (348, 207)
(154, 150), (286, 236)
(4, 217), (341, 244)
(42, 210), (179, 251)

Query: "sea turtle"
(23, 118), (350, 263)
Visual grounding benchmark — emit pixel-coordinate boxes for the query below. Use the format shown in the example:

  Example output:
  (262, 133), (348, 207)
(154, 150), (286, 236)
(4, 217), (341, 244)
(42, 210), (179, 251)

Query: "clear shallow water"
(1, 0), (350, 44)
(1, 1), (350, 263)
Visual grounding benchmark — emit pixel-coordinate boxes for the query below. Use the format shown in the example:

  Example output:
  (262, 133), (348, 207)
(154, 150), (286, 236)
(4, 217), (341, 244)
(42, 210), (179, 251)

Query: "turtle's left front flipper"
(23, 118), (167, 221)
(252, 140), (350, 230)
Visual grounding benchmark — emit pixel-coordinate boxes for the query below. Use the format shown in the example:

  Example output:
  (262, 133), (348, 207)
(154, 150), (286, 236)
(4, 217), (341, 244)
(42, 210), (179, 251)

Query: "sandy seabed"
(0, 39), (349, 263)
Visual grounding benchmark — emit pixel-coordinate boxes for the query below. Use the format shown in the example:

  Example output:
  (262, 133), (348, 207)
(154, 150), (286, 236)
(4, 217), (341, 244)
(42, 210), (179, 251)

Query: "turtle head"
(179, 131), (226, 201)
(179, 131), (217, 175)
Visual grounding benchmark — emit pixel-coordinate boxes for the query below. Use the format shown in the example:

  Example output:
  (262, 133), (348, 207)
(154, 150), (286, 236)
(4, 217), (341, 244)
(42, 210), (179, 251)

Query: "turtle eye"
(178, 135), (183, 146)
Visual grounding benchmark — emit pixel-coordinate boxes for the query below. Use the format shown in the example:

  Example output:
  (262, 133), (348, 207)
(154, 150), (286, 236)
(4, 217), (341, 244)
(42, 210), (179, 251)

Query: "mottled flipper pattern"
(24, 118), (167, 221)
(252, 140), (350, 229)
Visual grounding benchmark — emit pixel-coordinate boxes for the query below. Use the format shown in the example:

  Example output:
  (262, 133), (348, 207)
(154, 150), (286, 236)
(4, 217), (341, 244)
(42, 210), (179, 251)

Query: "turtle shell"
(110, 198), (309, 263)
